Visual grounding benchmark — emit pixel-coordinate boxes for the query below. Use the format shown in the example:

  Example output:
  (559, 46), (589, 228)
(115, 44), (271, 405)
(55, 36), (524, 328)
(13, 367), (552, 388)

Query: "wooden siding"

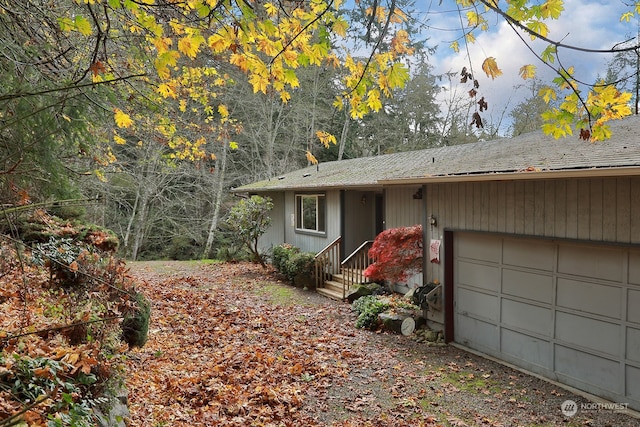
(385, 186), (425, 292)
(427, 177), (640, 242)
(424, 177), (640, 282)
(257, 192), (285, 253)
(385, 186), (423, 228)
(283, 189), (342, 254)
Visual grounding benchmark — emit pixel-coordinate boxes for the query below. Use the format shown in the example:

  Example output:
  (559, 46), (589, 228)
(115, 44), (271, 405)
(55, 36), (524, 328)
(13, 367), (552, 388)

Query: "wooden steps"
(316, 273), (348, 301)
(316, 271), (369, 301)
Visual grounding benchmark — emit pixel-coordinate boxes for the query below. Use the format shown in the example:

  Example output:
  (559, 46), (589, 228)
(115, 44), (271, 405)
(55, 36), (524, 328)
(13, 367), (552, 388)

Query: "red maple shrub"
(364, 225), (423, 284)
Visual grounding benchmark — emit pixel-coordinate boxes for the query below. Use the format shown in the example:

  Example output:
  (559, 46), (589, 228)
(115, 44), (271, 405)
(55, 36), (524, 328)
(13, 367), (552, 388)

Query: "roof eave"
(231, 182), (384, 193)
(379, 166), (640, 185)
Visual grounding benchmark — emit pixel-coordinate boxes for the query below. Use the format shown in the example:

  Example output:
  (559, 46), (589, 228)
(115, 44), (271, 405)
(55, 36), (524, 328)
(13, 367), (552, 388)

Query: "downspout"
(283, 192), (288, 246)
(421, 184), (428, 287)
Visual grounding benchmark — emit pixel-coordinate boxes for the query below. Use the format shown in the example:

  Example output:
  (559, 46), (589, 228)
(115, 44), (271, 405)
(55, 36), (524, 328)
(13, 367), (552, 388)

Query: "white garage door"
(454, 232), (640, 410)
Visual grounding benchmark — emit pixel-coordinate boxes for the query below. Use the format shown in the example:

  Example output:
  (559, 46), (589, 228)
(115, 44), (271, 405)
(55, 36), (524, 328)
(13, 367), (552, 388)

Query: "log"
(379, 313), (415, 336)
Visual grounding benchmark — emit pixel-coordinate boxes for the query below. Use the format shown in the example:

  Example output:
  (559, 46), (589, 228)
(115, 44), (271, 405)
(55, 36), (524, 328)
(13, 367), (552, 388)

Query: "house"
(232, 114), (640, 411)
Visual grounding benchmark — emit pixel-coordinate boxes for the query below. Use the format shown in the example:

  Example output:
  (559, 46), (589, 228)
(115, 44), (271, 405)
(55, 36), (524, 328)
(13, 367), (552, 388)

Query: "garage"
(453, 231), (640, 410)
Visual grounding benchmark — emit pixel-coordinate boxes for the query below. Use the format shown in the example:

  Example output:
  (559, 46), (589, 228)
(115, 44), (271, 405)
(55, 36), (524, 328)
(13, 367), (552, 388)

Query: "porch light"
(361, 195), (367, 205)
(429, 215), (437, 227)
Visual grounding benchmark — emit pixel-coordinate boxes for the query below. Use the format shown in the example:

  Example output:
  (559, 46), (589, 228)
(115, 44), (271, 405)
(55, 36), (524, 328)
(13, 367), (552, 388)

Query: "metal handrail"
(340, 240), (374, 299)
(314, 236), (341, 290)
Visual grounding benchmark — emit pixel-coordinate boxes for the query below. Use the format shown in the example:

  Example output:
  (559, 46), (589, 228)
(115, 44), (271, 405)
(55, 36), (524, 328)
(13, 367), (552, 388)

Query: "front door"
(342, 190), (379, 257)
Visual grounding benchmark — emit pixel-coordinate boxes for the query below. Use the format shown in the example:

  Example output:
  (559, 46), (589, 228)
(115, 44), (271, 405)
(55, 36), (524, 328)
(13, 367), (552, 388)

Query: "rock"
(346, 282), (382, 303)
(95, 387), (129, 427)
(425, 330), (439, 342)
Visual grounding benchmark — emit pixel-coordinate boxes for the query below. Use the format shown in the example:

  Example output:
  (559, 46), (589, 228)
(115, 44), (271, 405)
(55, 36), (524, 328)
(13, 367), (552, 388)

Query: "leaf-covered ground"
(125, 261), (639, 426)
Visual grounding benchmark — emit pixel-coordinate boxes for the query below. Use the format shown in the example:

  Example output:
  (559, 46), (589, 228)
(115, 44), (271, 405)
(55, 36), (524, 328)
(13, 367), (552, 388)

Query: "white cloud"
(422, 0), (636, 135)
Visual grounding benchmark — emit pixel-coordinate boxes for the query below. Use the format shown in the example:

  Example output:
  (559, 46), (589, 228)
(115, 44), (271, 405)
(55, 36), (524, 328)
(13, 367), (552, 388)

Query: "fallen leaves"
(124, 262), (445, 426)
(122, 261), (637, 427)
(125, 264), (336, 425)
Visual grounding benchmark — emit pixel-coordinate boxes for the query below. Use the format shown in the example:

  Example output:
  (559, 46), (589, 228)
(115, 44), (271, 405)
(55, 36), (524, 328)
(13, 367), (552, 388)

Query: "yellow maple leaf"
(280, 90), (291, 103)
(218, 104), (229, 118)
(621, 11), (635, 22)
(264, 2), (278, 16)
(157, 83), (176, 98)
(450, 40), (460, 53)
(306, 150), (318, 165)
(113, 132), (126, 145)
(316, 130), (337, 148)
(538, 86), (557, 104)
(153, 37), (172, 54)
(466, 10), (480, 27)
(332, 18), (348, 37)
(541, 109), (573, 138)
(230, 53), (249, 72)
(283, 69), (299, 88)
(114, 109), (133, 128)
(387, 62), (409, 89)
(258, 37), (279, 56)
(482, 57), (503, 80)
(519, 64), (536, 80)
(74, 16), (92, 36)
(208, 33), (232, 53)
(249, 73), (269, 94)
(155, 50), (179, 79)
(178, 34), (204, 58)
(308, 43), (328, 65)
(465, 32), (476, 44)
(527, 20), (548, 39)
(366, 89), (382, 112)
(590, 123), (612, 141)
(541, 0), (564, 19)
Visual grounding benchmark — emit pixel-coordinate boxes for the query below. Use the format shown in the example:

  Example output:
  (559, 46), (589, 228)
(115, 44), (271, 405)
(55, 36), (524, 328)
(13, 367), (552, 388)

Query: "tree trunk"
(379, 313), (415, 336)
(130, 186), (151, 261)
(122, 190), (139, 258)
(337, 106), (350, 161)
(203, 138), (228, 259)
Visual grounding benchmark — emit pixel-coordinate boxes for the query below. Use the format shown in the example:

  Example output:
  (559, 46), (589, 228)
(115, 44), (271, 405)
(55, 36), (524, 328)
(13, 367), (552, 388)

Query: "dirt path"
(124, 261), (638, 426)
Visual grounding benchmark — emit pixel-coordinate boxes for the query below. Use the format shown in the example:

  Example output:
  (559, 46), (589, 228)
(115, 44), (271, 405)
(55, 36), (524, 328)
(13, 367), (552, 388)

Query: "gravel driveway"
(127, 261), (639, 426)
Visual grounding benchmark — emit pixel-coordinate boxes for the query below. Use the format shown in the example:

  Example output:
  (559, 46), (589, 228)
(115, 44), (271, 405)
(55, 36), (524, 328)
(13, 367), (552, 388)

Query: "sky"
(405, 0), (638, 135)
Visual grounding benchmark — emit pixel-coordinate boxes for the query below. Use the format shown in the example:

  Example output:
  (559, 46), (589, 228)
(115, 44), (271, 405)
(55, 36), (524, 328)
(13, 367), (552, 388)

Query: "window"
(295, 194), (326, 233)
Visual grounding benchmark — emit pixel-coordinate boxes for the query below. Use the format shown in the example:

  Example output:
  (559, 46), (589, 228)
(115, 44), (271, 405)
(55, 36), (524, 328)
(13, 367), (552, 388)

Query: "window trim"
(294, 193), (326, 235)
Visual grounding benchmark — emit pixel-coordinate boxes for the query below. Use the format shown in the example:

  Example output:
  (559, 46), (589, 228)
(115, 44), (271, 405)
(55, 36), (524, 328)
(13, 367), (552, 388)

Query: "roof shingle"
(234, 115), (640, 192)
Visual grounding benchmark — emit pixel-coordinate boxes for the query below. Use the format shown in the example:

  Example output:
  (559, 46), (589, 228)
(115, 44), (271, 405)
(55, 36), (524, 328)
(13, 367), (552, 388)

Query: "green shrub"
(271, 244), (315, 285)
(2, 353), (108, 427)
(351, 295), (390, 330)
(165, 235), (202, 260)
(286, 251), (316, 285)
(272, 243), (299, 275)
(121, 291), (151, 348)
(215, 244), (250, 263)
(31, 237), (87, 287)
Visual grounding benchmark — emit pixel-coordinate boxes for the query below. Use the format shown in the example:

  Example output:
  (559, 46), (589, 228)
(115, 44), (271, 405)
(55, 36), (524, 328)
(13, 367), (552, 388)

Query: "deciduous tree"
(226, 195), (274, 267)
(364, 224), (423, 285)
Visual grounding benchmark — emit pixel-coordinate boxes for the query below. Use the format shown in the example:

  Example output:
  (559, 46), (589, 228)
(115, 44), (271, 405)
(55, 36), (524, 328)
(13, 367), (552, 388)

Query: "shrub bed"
(272, 244), (316, 287)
